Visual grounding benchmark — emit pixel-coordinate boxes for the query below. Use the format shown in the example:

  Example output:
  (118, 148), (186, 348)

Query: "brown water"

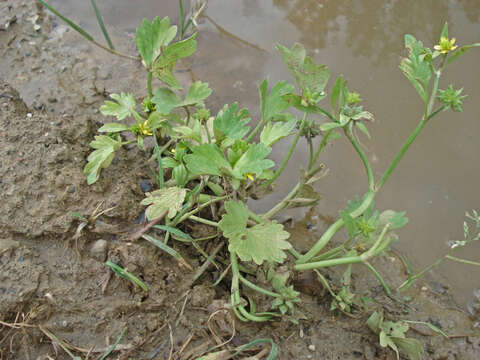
(49, 0), (480, 306)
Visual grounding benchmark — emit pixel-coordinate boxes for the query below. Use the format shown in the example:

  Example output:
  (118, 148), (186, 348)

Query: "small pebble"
(421, 286), (428, 291)
(90, 239), (108, 262)
(308, 344), (316, 351)
(139, 180), (152, 193)
(26, 112), (32, 118)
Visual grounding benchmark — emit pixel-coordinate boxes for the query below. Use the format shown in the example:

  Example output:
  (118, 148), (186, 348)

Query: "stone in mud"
(90, 239), (108, 262)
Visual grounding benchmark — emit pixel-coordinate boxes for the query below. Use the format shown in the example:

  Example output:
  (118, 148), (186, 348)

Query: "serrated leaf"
(277, 43), (330, 93)
(140, 187), (186, 220)
(100, 93), (138, 120)
(135, 16), (177, 69)
(213, 103), (251, 140)
(152, 81), (212, 115)
(260, 118), (297, 146)
(259, 79), (295, 122)
(219, 201), (291, 265)
(83, 135), (122, 185)
(184, 143), (231, 176)
(379, 210), (408, 230)
(98, 123), (130, 133)
(232, 143), (274, 180)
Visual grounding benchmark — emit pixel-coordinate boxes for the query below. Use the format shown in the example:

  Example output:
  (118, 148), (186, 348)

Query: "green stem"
(398, 257), (444, 291)
(309, 129), (332, 170)
(204, 123), (212, 143)
(259, 114), (307, 189)
(446, 255), (480, 266)
(345, 123), (374, 191)
(175, 195), (228, 225)
(295, 256), (363, 271)
(363, 261), (392, 296)
(296, 190), (375, 264)
(246, 118), (267, 143)
(147, 71), (153, 98)
(239, 275), (281, 298)
(189, 215), (219, 227)
(307, 136), (314, 170)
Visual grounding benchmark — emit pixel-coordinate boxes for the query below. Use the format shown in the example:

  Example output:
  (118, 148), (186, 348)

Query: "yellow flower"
(246, 173), (254, 181)
(138, 121), (152, 136)
(434, 37), (458, 54)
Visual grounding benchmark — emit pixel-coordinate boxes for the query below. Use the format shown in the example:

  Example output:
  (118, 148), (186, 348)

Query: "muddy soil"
(0, 1), (479, 359)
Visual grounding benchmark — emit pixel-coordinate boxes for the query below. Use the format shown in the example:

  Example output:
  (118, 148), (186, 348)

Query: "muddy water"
(49, 0), (480, 305)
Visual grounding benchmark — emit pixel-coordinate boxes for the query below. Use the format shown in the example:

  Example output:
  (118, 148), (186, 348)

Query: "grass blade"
(142, 234), (192, 270)
(90, 0), (114, 50)
(37, 0), (94, 42)
(105, 261), (148, 292)
(100, 327), (127, 360)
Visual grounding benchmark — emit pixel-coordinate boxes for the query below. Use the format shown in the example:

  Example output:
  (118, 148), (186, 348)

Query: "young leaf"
(135, 16), (177, 69)
(331, 75), (346, 113)
(184, 143), (231, 176)
(260, 118), (297, 146)
(447, 43), (480, 65)
(213, 103), (251, 140)
(219, 201), (292, 265)
(100, 93), (138, 120)
(379, 210), (409, 230)
(319, 122), (343, 131)
(277, 43), (330, 94)
(399, 35), (432, 103)
(259, 79), (295, 122)
(340, 210), (358, 238)
(152, 81), (212, 114)
(440, 22), (449, 40)
(83, 135), (122, 185)
(231, 143), (275, 180)
(173, 163), (189, 187)
(391, 337), (423, 360)
(140, 186), (187, 220)
(355, 122), (371, 139)
(98, 123), (130, 133)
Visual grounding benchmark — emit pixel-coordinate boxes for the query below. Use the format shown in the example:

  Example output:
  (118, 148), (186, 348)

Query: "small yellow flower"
(246, 173), (254, 181)
(434, 37), (458, 54)
(138, 121), (152, 136)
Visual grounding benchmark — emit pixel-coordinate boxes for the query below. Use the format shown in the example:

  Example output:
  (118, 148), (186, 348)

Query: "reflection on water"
(273, 0), (450, 65)
(48, 0), (480, 305)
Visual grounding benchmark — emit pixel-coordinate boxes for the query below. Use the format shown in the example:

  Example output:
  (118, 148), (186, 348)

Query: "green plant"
(40, 0), (480, 333)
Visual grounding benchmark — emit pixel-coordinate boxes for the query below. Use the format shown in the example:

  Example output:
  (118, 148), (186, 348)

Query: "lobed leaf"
(152, 81), (211, 114)
(141, 186), (186, 220)
(83, 135), (122, 185)
(184, 143), (231, 176)
(135, 16), (177, 69)
(231, 143), (275, 180)
(259, 79), (295, 122)
(100, 93), (138, 121)
(219, 201), (292, 265)
(213, 103), (251, 140)
(260, 118), (297, 146)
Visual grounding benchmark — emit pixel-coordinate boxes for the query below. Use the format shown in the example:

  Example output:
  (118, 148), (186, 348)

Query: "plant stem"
(345, 123), (374, 190)
(398, 257), (444, 291)
(363, 261), (392, 296)
(295, 256), (363, 271)
(189, 215), (219, 227)
(309, 129), (332, 171)
(147, 71), (153, 98)
(246, 118), (266, 143)
(175, 195), (228, 224)
(260, 114), (307, 189)
(238, 275), (281, 298)
(296, 190), (375, 264)
(204, 122), (212, 143)
(307, 136), (314, 169)
(445, 255), (480, 266)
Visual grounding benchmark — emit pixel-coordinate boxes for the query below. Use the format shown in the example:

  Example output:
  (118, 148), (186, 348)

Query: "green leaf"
(259, 79), (295, 122)
(282, 93), (325, 114)
(184, 143), (231, 176)
(100, 93), (138, 120)
(366, 311), (383, 334)
(213, 103), (251, 140)
(219, 201), (291, 265)
(437, 85), (467, 112)
(184, 81), (212, 105)
(232, 143), (274, 180)
(392, 337), (424, 360)
(440, 22), (449, 40)
(152, 81), (212, 114)
(331, 75), (346, 113)
(135, 16), (177, 69)
(319, 122), (343, 131)
(162, 157), (178, 168)
(260, 118), (297, 146)
(447, 43), (480, 65)
(277, 43), (330, 93)
(152, 33), (197, 88)
(140, 186), (187, 220)
(173, 163), (189, 187)
(355, 122), (371, 139)
(83, 135), (122, 185)
(400, 35), (432, 103)
(379, 210), (409, 230)
(98, 123), (130, 133)
(340, 210), (357, 238)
